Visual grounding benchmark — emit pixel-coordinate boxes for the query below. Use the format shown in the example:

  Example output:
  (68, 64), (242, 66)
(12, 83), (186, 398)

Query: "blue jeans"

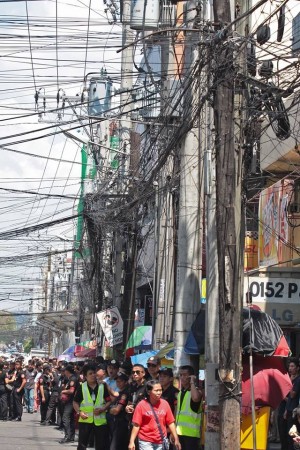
(24, 388), (34, 413)
(139, 440), (163, 450)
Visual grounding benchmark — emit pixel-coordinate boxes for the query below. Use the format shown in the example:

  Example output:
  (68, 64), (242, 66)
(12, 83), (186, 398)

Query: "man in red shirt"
(128, 380), (181, 450)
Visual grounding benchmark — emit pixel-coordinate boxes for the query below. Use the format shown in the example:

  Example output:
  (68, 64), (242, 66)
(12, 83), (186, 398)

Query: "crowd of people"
(0, 354), (203, 450)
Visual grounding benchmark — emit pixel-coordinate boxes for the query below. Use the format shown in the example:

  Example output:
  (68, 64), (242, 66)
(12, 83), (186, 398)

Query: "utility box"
(130, 0), (160, 30)
(88, 78), (112, 116)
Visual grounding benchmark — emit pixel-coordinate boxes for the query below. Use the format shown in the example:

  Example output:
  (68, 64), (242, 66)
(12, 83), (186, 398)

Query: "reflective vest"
(176, 390), (201, 438)
(79, 382), (107, 426)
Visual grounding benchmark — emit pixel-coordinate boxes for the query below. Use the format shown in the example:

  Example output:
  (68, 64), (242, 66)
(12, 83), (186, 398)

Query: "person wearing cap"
(108, 372), (130, 450)
(12, 359), (26, 421)
(6, 361), (16, 420)
(59, 364), (79, 444)
(38, 364), (52, 424)
(96, 364), (107, 384)
(73, 364), (111, 450)
(146, 357), (161, 380)
(175, 365), (202, 450)
(159, 368), (179, 414)
(104, 360), (120, 394)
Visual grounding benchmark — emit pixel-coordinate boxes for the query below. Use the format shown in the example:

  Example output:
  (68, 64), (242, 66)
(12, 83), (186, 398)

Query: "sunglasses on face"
(147, 363), (157, 368)
(132, 370), (142, 374)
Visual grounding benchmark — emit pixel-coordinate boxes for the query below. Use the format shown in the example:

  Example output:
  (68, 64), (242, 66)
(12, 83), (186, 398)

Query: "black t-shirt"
(39, 374), (51, 392)
(61, 374), (79, 403)
(287, 376), (300, 412)
(0, 370), (7, 388)
(73, 382), (110, 404)
(162, 384), (179, 414)
(109, 387), (130, 419)
(14, 369), (25, 389)
(128, 381), (146, 405)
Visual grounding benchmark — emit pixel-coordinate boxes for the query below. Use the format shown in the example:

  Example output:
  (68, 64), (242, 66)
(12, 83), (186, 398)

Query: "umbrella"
(75, 347), (97, 358)
(126, 326), (152, 356)
(242, 354), (292, 415)
(131, 350), (157, 367)
(58, 342), (91, 361)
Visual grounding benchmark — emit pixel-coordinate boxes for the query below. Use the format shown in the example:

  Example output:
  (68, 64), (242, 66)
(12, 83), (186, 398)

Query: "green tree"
(23, 337), (34, 354)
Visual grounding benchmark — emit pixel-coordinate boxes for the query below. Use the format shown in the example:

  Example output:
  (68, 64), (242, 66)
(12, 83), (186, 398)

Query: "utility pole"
(174, 1), (203, 370)
(204, 4), (220, 443)
(213, 0), (246, 448)
(116, 0), (134, 347)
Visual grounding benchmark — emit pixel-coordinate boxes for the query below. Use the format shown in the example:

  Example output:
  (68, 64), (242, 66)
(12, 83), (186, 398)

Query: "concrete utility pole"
(114, 0), (134, 346)
(204, 3), (220, 444)
(153, 28), (176, 349)
(213, 0), (246, 447)
(174, 2), (203, 370)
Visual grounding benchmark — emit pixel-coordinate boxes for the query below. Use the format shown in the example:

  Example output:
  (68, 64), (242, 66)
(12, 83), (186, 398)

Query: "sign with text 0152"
(97, 307), (123, 347)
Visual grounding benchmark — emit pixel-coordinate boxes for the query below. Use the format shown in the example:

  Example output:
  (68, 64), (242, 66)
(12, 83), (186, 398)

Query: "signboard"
(244, 276), (300, 304)
(258, 179), (293, 267)
(97, 307), (123, 347)
(244, 276), (300, 325)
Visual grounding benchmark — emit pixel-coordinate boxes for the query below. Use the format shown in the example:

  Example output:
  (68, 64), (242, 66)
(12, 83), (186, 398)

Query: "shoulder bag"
(148, 402), (170, 450)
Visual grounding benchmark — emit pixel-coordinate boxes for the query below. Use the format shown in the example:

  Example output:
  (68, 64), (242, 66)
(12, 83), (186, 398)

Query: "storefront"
(244, 270), (300, 356)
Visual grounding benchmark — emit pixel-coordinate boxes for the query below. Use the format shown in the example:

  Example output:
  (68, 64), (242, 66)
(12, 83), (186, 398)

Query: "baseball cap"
(108, 359), (120, 368)
(116, 372), (129, 381)
(147, 356), (160, 366)
(159, 368), (173, 377)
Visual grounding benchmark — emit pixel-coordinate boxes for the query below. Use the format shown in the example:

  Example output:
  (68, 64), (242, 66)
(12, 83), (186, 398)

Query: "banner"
(258, 179), (293, 267)
(97, 307), (123, 347)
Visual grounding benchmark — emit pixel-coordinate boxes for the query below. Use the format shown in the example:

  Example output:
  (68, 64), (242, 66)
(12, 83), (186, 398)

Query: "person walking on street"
(73, 364), (111, 450)
(12, 359), (26, 421)
(128, 380), (181, 450)
(24, 360), (36, 414)
(39, 364), (51, 424)
(175, 365), (202, 450)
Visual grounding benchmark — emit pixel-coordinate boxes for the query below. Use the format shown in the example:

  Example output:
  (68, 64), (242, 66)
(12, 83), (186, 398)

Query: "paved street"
(0, 411), (283, 450)
(0, 413), (78, 450)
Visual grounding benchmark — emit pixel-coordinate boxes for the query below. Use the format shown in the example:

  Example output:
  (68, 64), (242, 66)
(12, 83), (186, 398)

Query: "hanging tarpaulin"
(97, 307), (123, 347)
(75, 145), (87, 257)
(75, 145), (96, 258)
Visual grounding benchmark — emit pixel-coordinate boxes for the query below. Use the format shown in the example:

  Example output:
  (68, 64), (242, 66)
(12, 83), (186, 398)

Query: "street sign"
(96, 306), (123, 347)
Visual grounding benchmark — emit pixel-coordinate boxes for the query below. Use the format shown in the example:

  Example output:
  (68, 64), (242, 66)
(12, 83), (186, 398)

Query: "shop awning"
(36, 310), (77, 333)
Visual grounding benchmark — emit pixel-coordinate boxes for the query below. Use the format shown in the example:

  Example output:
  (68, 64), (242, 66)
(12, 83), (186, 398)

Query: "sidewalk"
(0, 412), (78, 449)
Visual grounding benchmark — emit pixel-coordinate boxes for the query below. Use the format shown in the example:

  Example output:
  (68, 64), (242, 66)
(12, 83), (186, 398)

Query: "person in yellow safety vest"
(175, 365), (203, 450)
(73, 364), (112, 450)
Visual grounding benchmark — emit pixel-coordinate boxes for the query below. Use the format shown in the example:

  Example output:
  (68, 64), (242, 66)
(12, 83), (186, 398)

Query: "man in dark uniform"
(39, 364), (52, 424)
(12, 359), (26, 421)
(59, 364), (78, 444)
(146, 356), (161, 380)
(0, 362), (8, 420)
(6, 361), (16, 420)
(43, 365), (60, 425)
(159, 367), (179, 414)
(108, 371), (130, 450)
(125, 364), (147, 450)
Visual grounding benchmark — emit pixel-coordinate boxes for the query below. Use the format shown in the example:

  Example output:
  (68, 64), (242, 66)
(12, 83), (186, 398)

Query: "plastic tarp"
(184, 307), (290, 356)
